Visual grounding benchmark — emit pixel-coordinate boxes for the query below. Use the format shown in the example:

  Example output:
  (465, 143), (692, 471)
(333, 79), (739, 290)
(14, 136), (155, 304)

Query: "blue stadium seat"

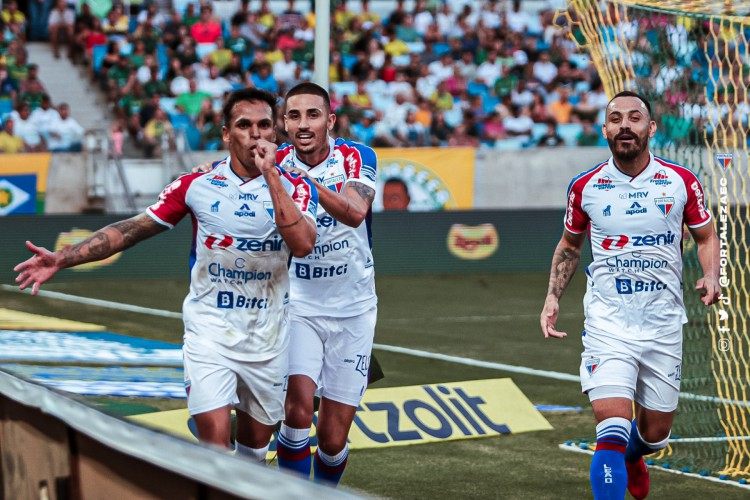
(159, 97), (178, 115)
(204, 140), (221, 151)
(405, 41), (425, 54)
(494, 137), (526, 150)
(196, 43), (217, 59)
(467, 81), (489, 97)
(92, 44), (108, 75)
(0, 100), (12, 115)
(433, 43), (450, 56)
(185, 126), (202, 151)
(169, 113), (192, 130)
(558, 123), (584, 147)
(341, 53), (358, 71)
(156, 44), (168, 69)
(119, 42), (132, 56)
(531, 122), (548, 143)
(482, 95), (499, 114)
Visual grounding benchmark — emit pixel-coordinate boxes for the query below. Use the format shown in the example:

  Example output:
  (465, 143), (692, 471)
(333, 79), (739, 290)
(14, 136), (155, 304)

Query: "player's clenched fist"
(254, 139), (278, 174)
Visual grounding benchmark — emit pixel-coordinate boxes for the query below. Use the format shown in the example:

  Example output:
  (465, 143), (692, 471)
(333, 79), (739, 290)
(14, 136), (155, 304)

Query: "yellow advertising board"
(130, 378), (551, 454)
(0, 153), (52, 192)
(374, 147), (474, 211)
(0, 308), (104, 331)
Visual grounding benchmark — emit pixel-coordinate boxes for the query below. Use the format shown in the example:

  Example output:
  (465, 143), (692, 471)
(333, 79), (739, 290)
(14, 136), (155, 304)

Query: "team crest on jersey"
(321, 173), (345, 193)
(263, 201), (274, 219)
(654, 197), (675, 217)
(593, 176), (615, 190)
(650, 170), (672, 186)
(715, 153), (732, 170)
(585, 357), (600, 375)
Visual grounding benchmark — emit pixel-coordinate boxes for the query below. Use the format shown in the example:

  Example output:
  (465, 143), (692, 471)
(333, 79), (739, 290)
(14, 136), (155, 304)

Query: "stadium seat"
(156, 44), (169, 69)
(0, 100), (12, 116)
(342, 53), (358, 71)
(482, 95), (499, 114)
(331, 81), (357, 97)
(568, 53), (590, 70)
(204, 140), (221, 151)
(92, 44), (108, 75)
(467, 82), (489, 97)
(184, 126), (202, 151)
(405, 42), (425, 54)
(196, 43), (218, 59)
(574, 81), (591, 94)
(159, 97), (178, 115)
(433, 43), (450, 56)
(531, 122), (548, 143)
(558, 123), (584, 147)
(494, 137), (526, 150)
(169, 113), (192, 130)
(119, 42), (132, 56)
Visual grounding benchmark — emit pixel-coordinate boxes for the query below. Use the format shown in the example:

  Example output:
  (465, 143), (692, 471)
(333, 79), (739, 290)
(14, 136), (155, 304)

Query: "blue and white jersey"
(277, 137), (378, 317)
(565, 153), (711, 338)
(147, 157), (318, 361)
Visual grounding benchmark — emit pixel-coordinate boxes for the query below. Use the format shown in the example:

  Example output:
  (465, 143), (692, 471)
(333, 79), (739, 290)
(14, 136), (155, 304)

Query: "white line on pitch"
(0, 285), (182, 319)
(3, 285), (748, 408)
(382, 313), (580, 323)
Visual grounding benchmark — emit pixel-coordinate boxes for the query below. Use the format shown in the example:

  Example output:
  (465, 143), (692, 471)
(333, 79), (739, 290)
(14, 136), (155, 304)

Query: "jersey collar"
(293, 136), (335, 171)
(608, 152), (654, 182)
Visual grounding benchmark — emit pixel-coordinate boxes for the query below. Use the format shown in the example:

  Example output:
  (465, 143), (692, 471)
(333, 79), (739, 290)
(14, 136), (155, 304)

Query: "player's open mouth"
(296, 133), (314, 145)
(618, 135), (635, 143)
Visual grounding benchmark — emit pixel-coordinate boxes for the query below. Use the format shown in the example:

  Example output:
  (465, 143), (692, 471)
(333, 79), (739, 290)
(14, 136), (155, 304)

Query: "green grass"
(0, 273), (747, 499)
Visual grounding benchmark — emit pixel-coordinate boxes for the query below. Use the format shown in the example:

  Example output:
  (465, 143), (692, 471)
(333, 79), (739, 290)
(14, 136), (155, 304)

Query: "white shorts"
(288, 306), (377, 407)
(183, 340), (287, 425)
(580, 326), (682, 412)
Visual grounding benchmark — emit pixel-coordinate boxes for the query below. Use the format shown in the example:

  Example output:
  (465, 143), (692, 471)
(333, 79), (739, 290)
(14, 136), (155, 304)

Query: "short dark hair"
(285, 82), (331, 113)
(608, 90), (652, 117)
(222, 87), (278, 126)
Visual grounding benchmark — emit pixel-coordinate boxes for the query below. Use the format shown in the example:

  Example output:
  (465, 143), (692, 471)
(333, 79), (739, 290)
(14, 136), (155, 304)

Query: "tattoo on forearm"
(109, 217), (163, 249)
(351, 183), (375, 205)
(59, 231), (112, 268)
(548, 247), (580, 298)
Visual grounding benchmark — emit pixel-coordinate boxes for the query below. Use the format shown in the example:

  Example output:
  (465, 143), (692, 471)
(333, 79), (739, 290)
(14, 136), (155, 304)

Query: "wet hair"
(222, 87), (278, 125)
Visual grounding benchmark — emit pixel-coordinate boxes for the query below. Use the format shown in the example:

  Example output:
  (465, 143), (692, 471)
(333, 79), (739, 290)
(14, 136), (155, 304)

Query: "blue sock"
(590, 417), (630, 500)
(276, 424), (312, 478)
(313, 445), (348, 486)
(625, 419), (670, 463)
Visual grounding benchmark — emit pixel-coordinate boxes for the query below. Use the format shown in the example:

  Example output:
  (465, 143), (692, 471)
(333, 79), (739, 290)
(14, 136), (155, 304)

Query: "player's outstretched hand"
(254, 139), (278, 174)
(541, 295), (567, 339)
(696, 276), (720, 305)
(191, 161), (214, 174)
(13, 241), (60, 296)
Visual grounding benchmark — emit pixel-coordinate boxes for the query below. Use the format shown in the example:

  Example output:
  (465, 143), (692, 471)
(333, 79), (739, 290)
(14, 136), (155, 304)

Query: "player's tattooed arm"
(349, 182), (375, 206)
(58, 214), (167, 268)
(15, 213), (167, 295)
(547, 246), (581, 299)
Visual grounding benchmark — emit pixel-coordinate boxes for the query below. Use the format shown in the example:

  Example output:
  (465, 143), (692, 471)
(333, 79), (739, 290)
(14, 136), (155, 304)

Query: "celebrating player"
(274, 82), (378, 486)
(13, 88), (318, 462)
(540, 91), (720, 499)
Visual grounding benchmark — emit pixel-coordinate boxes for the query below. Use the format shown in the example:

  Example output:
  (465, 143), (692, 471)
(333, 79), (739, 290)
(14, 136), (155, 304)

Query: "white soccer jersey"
(146, 158), (318, 361)
(565, 153), (711, 337)
(276, 137), (378, 317)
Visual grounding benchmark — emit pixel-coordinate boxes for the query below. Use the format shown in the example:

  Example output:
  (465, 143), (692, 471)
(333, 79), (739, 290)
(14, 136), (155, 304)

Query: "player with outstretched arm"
(13, 88), (318, 463)
(540, 91), (720, 499)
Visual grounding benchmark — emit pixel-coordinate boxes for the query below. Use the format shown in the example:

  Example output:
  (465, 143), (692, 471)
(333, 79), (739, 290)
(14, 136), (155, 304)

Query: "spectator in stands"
(79, 17), (107, 64)
(494, 66), (518, 99)
(456, 50), (477, 80)
(118, 81), (147, 141)
(200, 110), (224, 150)
(573, 91), (600, 122)
(476, 49), (502, 87)
(577, 119), (601, 147)
(448, 123), (479, 147)
(240, 11), (269, 48)
(511, 80), (535, 108)
(137, 2), (165, 30)
(11, 103), (46, 152)
(351, 110), (376, 146)
(529, 92), (550, 123)
(199, 64), (233, 98)
(143, 66), (169, 97)
(162, 9), (184, 50)
(430, 81), (454, 111)
(250, 63), (278, 93)
(273, 49), (298, 92)
(506, 0), (532, 33)
(30, 94), (60, 132)
(428, 53), (454, 83)
(176, 79), (212, 118)
(548, 86), (574, 124)
(143, 107), (174, 158)
(503, 104), (534, 138)
(19, 64), (47, 107)
(0, 65), (18, 101)
(532, 51), (558, 87)
(0, 118), (25, 153)
(278, 0), (304, 31)
(191, 5), (222, 44)
(29, 0), (50, 41)
(349, 81), (372, 111)
(395, 110), (427, 147)
(46, 103), (84, 152)
(482, 111), (506, 142)
(222, 55), (245, 85)
(444, 66), (468, 97)
(2, 1), (26, 41)
(226, 23), (253, 59)
(102, 4), (128, 41)
(537, 119), (564, 147)
(207, 38), (233, 71)
(9, 50), (30, 84)
(328, 51), (348, 84)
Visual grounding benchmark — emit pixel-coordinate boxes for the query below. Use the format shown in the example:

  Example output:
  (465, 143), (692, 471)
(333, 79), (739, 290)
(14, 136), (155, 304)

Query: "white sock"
(317, 444), (349, 465)
(236, 442), (270, 463)
(280, 423), (311, 442)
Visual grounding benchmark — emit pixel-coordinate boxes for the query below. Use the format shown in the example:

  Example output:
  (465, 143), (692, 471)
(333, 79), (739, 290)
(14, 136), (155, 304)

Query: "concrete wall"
(44, 154), (89, 214)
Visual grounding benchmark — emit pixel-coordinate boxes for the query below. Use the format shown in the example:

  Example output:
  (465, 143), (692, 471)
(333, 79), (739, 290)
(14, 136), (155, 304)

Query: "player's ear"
(648, 118), (657, 138)
(328, 112), (336, 132)
(222, 125), (230, 144)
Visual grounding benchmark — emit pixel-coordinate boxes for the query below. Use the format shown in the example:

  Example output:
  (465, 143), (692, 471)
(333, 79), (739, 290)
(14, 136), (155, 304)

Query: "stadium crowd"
(0, 0), (743, 156)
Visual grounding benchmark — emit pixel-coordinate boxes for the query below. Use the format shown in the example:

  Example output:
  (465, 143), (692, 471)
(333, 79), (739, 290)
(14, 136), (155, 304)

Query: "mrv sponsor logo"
(295, 263), (348, 279)
(601, 231), (677, 250)
(605, 252), (668, 273)
(615, 278), (666, 294)
(217, 291), (269, 309)
(314, 239), (350, 258)
(209, 262), (271, 284)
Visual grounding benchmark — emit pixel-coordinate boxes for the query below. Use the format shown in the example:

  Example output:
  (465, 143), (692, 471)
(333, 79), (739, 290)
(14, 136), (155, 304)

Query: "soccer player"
(540, 91), (720, 499)
(13, 88), (318, 462)
(274, 82), (378, 486)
